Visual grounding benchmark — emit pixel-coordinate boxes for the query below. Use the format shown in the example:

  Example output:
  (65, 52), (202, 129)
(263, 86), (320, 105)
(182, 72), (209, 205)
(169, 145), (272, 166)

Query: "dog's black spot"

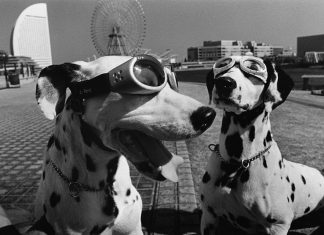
(54, 137), (61, 151)
(266, 215), (277, 223)
(266, 131), (272, 142)
(249, 126), (255, 142)
(207, 206), (217, 218)
(42, 171), (45, 180)
(220, 160), (241, 174)
(263, 111), (268, 122)
(106, 157), (120, 192)
(50, 192), (61, 208)
(236, 216), (251, 228)
(286, 176), (290, 183)
(287, 197), (290, 202)
(99, 180), (105, 189)
(90, 225), (108, 235)
(291, 193), (295, 202)
(237, 95), (242, 102)
(225, 132), (243, 158)
(85, 154), (96, 172)
(263, 139), (267, 147)
(126, 188), (131, 196)
(301, 175), (306, 184)
(263, 156), (268, 168)
(291, 183), (295, 192)
(308, 194), (310, 198)
(47, 135), (55, 150)
(102, 199), (119, 217)
(279, 160), (282, 169)
(235, 103), (265, 128)
(62, 146), (67, 155)
(202, 172), (211, 183)
(304, 207), (310, 214)
(240, 170), (250, 183)
(71, 166), (79, 182)
(221, 113), (231, 134)
(201, 194), (204, 202)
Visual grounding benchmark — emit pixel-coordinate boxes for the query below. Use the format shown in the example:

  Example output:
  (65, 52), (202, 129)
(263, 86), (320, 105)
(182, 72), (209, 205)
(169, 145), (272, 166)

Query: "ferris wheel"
(91, 0), (146, 56)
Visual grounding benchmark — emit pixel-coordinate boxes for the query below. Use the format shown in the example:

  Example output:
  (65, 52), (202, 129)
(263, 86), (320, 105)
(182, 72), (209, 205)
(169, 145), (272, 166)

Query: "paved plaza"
(0, 80), (199, 234)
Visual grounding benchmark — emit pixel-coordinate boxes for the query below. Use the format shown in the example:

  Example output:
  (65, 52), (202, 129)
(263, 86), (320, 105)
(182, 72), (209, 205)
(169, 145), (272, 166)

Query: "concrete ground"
(0, 80), (323, 234)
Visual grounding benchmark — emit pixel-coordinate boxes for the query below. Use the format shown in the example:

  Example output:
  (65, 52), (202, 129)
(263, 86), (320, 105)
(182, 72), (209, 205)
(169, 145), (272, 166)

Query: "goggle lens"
(242, 59), (265, 72)
(133, 60), (164, 87)
(215, 58), (233, 68)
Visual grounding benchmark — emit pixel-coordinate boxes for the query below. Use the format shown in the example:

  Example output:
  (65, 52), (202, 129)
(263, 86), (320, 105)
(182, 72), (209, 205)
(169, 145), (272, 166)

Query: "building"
(11, 3), (52, 68)
(187, 40), (287, 61)
(187, 40), (251, 61)
(297, 34), (324, 60)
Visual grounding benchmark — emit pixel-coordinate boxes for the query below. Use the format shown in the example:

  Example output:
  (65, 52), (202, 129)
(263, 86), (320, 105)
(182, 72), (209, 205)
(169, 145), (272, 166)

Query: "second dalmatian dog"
(200, 56), (324, 235)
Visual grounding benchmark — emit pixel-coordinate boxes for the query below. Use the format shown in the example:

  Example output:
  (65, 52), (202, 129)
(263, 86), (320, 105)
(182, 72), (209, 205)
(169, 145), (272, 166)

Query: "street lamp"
(0, 50), (9, 88)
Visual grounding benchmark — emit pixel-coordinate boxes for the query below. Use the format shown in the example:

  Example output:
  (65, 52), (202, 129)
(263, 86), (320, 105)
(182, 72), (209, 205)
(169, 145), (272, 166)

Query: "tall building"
(297, 34), (324, 58)
(11, 3), (52, 68)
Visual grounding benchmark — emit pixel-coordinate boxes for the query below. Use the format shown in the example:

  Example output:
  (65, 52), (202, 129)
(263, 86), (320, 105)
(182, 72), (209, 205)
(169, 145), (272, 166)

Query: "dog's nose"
(215, 76), (237, 98)
(190, 106), (216, 132)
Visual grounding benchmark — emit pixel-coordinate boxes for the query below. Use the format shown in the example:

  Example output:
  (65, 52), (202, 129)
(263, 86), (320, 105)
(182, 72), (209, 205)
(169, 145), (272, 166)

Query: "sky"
(1, 0), (324, 63)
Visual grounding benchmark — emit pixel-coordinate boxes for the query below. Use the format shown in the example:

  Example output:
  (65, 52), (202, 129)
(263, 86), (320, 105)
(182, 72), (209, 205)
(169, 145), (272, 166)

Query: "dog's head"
(36, 56), (216, 181)
(206, 56), (294, 114)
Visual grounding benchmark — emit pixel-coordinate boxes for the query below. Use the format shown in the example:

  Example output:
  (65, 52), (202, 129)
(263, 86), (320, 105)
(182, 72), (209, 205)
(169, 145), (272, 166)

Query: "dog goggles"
(69, 54), (178, 98)
(213, 56), (268, 83)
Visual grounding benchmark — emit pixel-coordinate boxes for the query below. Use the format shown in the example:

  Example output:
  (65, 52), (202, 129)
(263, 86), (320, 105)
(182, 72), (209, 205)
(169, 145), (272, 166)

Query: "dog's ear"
(36, 63), (81, 120)
(206, 69), (214, 104)
(263, 60), (294, 110)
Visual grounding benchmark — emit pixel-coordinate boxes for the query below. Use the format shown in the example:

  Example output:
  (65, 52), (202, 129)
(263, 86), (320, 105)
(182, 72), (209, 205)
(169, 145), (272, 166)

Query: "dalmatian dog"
(29, 55), (216, 235)
(200, 55), (324, 235)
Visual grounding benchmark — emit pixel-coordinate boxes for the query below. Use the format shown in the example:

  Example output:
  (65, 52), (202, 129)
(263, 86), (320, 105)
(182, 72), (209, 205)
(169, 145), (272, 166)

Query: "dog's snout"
(215, 76), (237, 97)
(190, 106), (216, 132)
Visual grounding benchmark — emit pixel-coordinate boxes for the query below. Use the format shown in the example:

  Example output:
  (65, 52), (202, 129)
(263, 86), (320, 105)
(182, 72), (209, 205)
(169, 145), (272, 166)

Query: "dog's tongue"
(120, 130), (184, 182)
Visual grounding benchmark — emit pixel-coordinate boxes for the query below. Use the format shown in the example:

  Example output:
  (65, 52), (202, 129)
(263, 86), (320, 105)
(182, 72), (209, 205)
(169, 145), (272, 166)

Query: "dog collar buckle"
(69, 182), (82, 198)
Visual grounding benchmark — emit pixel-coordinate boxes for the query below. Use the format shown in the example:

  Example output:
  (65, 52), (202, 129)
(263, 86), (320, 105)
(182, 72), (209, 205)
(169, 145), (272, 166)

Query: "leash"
(47, 159), (105, 198)
(208, 144), (272, 169)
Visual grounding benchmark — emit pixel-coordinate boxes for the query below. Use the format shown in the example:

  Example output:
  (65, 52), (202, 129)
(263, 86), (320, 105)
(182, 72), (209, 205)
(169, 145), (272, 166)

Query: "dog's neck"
(219, 103), (273, 161)
(47, 102), (120, 188)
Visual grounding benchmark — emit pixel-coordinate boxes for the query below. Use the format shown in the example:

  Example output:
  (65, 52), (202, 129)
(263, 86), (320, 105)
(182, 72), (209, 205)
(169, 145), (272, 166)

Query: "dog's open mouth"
(113, 129), (184, 182)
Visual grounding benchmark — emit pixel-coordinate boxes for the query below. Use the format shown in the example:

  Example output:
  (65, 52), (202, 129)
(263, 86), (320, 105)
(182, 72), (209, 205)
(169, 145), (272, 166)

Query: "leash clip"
(69, 182), (82, 198)
(241, 159), (250, 169)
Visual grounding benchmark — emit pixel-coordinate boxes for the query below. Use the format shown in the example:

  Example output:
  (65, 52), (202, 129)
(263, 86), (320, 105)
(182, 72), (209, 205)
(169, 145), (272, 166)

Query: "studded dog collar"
(47, 159), (105, 198)
(208, 143), (272, 169)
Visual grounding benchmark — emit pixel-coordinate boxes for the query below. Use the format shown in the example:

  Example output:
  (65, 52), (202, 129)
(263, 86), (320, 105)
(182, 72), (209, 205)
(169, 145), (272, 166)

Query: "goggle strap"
(68, 73), (111, 99)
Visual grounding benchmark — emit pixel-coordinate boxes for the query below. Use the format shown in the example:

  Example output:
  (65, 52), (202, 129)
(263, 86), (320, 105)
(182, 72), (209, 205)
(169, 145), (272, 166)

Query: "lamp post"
(0, 51), (9, 88)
